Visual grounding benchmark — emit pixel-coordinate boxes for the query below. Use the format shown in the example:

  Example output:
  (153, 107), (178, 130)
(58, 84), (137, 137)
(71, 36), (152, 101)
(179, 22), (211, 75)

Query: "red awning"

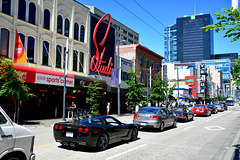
(13, 65), (75, 87)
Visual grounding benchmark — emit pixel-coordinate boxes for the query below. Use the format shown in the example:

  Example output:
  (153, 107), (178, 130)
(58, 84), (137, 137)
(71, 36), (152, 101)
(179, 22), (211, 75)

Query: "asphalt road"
(24, 103), (240, 160)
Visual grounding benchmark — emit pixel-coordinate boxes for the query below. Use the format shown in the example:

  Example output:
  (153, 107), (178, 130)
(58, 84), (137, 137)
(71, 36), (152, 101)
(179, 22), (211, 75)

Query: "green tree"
(232, 58), (240, 92)
(87, 80), (101, 115)
(149, 72), (176, 104)
(0, 56), (35, 122)
(125, 70), (146, 108)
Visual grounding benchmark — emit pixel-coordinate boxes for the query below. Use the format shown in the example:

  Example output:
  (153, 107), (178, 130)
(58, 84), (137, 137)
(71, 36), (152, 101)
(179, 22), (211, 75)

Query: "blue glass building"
(164, 24), (177, 62)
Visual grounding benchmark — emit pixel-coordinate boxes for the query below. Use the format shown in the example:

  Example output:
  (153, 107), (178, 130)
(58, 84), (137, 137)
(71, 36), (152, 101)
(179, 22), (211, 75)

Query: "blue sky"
(77, 0), (239, 57)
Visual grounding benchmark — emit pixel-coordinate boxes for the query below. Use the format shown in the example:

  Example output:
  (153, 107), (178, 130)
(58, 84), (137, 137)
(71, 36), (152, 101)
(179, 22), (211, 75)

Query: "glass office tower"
(164, 24), (177, 62)
(177, 14), (213, 63)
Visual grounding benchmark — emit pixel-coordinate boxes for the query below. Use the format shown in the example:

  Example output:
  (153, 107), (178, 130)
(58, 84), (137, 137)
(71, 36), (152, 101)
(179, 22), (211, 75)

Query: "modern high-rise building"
(177, 14), (213, 63)
(164, 24), (177, 62)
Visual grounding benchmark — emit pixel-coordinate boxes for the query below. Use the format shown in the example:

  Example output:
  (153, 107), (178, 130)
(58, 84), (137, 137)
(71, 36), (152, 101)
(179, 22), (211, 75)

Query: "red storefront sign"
(13, 65), (74, 87)
(185, 76), (197, 98)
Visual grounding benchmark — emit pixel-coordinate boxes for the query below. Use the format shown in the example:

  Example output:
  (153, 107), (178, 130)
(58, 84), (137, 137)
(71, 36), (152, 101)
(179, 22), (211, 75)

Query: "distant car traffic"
(191, 104), (211, 116)
(207, 104), (218, 114)
(171, 107), (194, 122)
(214, 103), (224, 112)
(221, 102), (228, 110)
(133, 107), (177, 131)
(53, 115), (138, 151)
(226, 98), (234, 106)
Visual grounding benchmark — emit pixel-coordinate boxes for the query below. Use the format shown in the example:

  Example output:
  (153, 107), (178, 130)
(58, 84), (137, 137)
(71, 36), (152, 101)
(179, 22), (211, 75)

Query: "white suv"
(0, 107), (35, 160)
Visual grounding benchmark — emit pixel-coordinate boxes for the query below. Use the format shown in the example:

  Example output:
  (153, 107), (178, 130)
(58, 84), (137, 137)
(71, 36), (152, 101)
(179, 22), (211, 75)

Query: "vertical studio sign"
(90, 14), (113, 75)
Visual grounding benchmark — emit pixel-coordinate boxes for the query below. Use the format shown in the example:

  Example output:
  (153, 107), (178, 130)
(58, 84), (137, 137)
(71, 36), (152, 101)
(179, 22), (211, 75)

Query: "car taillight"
(134, 114), (139, 118)
(178, 114), (184, 117)
(59, 125), (63, 130)
(78, 127), (83, 132)
(84, 128), (89, 133)
(54, 124), (59, 129)
(31, 136), (35, 152)
(150, 115), (159, 119)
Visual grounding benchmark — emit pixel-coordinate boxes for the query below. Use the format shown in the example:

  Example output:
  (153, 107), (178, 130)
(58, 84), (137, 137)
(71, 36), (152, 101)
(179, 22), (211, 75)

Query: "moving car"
(191, 104), (211, 116)
(133, 107), (177, 131)
(53, 115), (138, 151)
(171, 107), (194, 122)
(207, 104), (218, 114)
(221, 102), (228, 110)
(214, 103), (224, 112)
(0, 107), (35, 160)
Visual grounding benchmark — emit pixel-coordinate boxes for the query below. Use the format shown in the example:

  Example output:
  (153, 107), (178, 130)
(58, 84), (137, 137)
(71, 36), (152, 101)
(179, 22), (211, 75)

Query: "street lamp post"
(63, 39), (69, 121)
(117, 42), (121, 116)
(177, 67), (179, 104)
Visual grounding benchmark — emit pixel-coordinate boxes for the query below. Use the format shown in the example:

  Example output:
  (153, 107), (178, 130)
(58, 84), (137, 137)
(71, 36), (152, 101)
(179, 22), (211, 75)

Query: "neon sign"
(90, 14), (113, 75)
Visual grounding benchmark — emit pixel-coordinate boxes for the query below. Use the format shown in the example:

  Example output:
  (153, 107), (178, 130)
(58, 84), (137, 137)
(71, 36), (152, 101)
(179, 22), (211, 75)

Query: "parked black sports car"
(53, 115), (138, 151)
(207, 104), (218, 114)
(171, 107), (194, 122)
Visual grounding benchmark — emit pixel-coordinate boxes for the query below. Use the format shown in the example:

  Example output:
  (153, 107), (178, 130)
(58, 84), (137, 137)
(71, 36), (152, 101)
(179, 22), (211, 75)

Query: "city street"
(24, 104), (240, 160)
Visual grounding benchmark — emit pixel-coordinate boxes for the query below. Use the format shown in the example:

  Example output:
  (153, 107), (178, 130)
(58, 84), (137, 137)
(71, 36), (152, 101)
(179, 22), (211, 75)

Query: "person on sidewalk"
(70, 101), (77, 118)
(106, 101), (111, 115)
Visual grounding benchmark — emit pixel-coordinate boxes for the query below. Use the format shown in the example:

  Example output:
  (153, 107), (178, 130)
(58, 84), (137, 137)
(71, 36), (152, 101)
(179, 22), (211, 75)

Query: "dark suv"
(207, 104), (218, 114)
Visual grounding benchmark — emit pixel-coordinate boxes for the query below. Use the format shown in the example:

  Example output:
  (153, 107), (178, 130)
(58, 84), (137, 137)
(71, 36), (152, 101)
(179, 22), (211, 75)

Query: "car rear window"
(194, 105), (205, 108)
(139, 108), (159, 114)
(172, 108), (184, 112)
(79, 117), (105, 125)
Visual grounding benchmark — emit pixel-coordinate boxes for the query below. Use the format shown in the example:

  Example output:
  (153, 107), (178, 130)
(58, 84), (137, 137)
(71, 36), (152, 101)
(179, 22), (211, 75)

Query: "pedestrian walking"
(70, 101), (77, 118)
(148, 101), (151, 107)
(106, 101), (111, 115)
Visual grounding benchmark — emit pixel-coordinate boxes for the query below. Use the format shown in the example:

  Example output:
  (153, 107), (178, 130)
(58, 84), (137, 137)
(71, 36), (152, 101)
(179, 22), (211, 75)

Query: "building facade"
(177, 14), (213, 63)
(212, 53), (239, 67)
(164, 24), (177, 62)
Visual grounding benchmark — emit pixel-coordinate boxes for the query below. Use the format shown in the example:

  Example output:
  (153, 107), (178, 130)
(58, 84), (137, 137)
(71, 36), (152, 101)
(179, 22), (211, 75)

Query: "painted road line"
(106, 144), (148, 160)
(205, 111), (231, 122)
(182, 125), (194, 131)
(34, 142), (58, 149)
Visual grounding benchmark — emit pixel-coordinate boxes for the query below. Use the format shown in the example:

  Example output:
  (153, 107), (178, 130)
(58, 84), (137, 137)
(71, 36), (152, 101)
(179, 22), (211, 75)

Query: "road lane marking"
(34, 142), (58, 149)
(204, 126), (225, 131)
(106, 143), (148, 160)
(182, 125), (194, 131)
(205, 111), (231, 122)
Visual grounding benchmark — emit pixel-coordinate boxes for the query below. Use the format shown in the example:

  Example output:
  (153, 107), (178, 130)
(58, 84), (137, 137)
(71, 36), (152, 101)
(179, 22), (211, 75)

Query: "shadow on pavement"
(18, 121), (41, 125)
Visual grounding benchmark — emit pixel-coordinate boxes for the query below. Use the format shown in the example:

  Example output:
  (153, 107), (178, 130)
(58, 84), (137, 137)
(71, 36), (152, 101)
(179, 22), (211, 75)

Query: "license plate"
(140, 123), (147, 126)
(196, 109), (199, 111)
(66, 132), (73, 138)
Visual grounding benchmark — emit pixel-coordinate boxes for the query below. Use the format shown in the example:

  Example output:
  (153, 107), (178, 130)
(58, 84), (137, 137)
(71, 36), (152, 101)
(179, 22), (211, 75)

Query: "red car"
(191, 104), (211, 116)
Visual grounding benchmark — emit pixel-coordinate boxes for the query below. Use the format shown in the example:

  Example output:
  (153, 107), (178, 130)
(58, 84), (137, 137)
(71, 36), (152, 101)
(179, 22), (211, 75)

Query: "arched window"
(140, 56), (143, 66)
(146, 58), (149, 68)
(57, 15), (63, 34)
(27, 36), (35, 63)
(18, 33), (25, 48)
(18, 0), (26, 21)
(56, 45), (62, 68)
(79, 52), (84, 72)
(42, 41), (49, 66)
(43, 9), (50, 30)
(2, 0), (11, 15)
(80, 25), (85, 42)
(29, 2), (36, 25)
(0, 28), (10, 57)
(74, 23), (79, 40)
(64, 19), (70, 37)
(73, 50), (78, 71)
(140, 72), (143, 82)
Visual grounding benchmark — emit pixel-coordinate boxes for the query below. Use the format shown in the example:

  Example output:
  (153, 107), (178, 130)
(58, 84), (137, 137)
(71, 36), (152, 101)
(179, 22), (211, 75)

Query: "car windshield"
(194, 105), (205, 108)
(139, 108), (159, 114)
(172, 108), (184, 112)
(77, 117), (105, 125)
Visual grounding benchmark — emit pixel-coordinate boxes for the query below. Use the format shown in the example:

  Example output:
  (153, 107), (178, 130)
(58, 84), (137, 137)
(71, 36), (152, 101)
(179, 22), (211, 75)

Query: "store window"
(80, 26), (85, 42)
(43, 9), (50, 30)
(42, 41), (49, 66)
(0, 28), (10, 58)
(56, 45), (62, 68)
(18, 0), (26, 21)
(74, 23), (79, 40)
(79, 52), (84, 72)
(2, 0), (11, 16)
(27, 36), (35, 63)
(64, 19), (70, 37)
(29, 2), (36, 25)
(73, 50), (78, 71)
(57, 15), (63, 34)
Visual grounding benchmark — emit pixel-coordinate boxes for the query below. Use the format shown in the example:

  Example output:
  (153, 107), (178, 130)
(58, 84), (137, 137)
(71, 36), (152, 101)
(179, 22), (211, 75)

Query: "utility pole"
(117, 42), (121, 116)
(63, 39), (69, 121)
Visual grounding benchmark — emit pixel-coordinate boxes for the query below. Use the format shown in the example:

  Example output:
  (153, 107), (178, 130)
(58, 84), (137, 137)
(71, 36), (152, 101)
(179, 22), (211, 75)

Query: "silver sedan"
(133, 107), (177, 131)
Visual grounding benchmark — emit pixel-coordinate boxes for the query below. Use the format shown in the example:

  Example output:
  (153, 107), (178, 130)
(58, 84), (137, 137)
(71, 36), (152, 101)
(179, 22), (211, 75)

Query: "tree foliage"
(125, 70), (146, 107)
(87, 80), (101, 115)
(202, 6), (240, 42)
(232, 58), (240, 91)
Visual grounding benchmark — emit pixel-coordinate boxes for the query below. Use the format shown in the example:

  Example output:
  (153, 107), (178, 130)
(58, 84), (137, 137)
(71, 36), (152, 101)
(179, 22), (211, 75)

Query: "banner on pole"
(111, 68), (117, 86)
(14, 30), (27, 63)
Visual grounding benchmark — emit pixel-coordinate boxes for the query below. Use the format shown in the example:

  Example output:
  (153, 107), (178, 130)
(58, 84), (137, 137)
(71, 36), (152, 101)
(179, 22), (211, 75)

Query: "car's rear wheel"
(97, 133), (108, 151)
(159, 122), (164, 132)
(130, 128), (138, 141)
(185, 116), (188, 122)
(190, 115), (194, 121)
(172, 120), (177, 128)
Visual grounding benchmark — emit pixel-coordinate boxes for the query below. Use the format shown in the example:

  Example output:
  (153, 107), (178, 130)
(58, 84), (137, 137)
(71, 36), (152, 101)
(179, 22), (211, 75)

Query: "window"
(80, 25), (85, 42)
(73, 50), (78, 71)
(27, 36), (35, 63)
(151, 61), (154, 70)
(56, 45), (62, 68)
(0, 112), (7, 124)
(140, 56), (143, 67)
(128, 32), (133, 38)
(29, 2), (36, 25)
(121, 35), (127, 41)
(146, 58), (149, 68)
(19, 33), (25, 48)
(43, 9), (50, 30)
(0, 28), (10, 57)
(74, 23), (79, 40)
(128, 39), (133, 44)
(18, 0), (26, 21)
(121, 29), (127, 34)
(116, 33), (120, 37)
(134, 36), (138, 41)
(79, 52), (84, 72)
(64, 19), (70, 37)
(2, 0), (11, 15)
(57, 15), (63, 34)
(42, 41), (49, 66)
(140, 72), (143, 82)
(157, 63), (160, 72)
(114, 25), (120, 30)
